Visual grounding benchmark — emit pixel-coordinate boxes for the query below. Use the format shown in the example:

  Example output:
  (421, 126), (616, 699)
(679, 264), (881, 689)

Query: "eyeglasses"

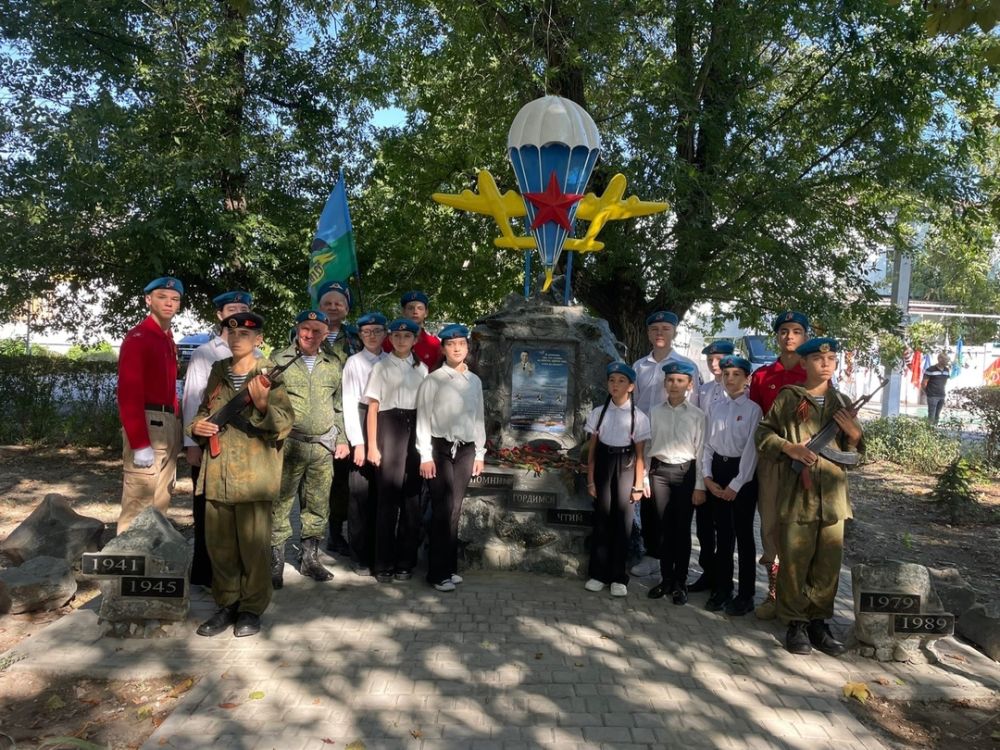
(359, 328), (385, 336)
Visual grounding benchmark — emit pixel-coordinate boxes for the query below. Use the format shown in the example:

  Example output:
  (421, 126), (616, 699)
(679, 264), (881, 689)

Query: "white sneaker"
(630, 556), (659, 577)
(434, 580), (456, 592)
(450, 574), (463, 585)
(584, 578), (606, 592)
(610, 583), (628, 597)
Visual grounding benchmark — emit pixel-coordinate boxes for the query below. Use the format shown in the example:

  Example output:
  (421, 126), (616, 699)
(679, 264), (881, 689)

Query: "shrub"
(932, 458), (980, 525)
(0, 355), (121, 447)
(953, 386), (1000, 466)
(862, 416), (959, 473)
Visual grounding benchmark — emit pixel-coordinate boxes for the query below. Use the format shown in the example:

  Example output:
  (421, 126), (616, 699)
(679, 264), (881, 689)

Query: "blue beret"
(144, 277), (184, 295)
(317, 281), (352, 309)
(439, 323), (470, 341)
(701, 340), (735, 356)
(212, 290), (252, 309)
(606, 362), (637, 383)
(719, 355), (752, 374)
(295, 309), (329, 325)
(772, 310), (809, 332)
(221, 312), (264, 330)
(796, 337), (840, 356)
(661, 360), (697, 378)
(356, 312), (387, 328)
(387, 318), (419, 335)
(401, 290), (429, 307)
(646, 310), (679, 327)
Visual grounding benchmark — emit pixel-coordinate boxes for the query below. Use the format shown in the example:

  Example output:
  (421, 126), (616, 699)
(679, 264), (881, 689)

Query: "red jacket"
(383, 328), (442, 371)
(749, 358), (806, 416)
(117, 316), (178, 450)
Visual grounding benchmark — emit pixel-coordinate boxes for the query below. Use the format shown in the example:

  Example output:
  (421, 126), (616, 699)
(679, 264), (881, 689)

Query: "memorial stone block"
(0, 556), (77, 614)
(0, 493), (104, 566)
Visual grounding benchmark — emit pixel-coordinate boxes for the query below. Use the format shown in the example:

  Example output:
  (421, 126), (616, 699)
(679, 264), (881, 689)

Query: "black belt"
(650, 458), (693, 469)
(598, 444), (634, 455)
(145, 404), (175, 414)
(713, 454), (740, 462)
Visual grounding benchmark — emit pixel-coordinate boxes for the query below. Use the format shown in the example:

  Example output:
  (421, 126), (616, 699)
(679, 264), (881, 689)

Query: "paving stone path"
(8, 546), (998, 750)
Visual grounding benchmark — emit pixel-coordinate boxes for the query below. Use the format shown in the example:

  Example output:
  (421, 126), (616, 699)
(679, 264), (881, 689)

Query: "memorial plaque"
(120, 576), (186, 599)
(510, 490), (558, 510)
(891, 614), (955, 636)
(81, 553), (146, 577)
(858, 591), (922, 614)
(468, 472), (516, 489)
(510, 348), (569, 434)
(546, 509), (593, 528)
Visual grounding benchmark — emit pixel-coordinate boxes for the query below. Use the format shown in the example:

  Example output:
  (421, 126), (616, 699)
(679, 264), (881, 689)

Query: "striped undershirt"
(302, 355), (318, 373)
(228, 368), (249, 391)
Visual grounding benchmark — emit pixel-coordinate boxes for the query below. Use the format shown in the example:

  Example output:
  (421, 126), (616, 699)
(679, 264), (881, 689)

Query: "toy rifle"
(206, 350), (303, 458)
(791, 377), (889, 487)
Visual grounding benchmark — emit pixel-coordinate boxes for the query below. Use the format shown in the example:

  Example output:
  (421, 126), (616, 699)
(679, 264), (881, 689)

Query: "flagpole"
(339, 167), (366, 312)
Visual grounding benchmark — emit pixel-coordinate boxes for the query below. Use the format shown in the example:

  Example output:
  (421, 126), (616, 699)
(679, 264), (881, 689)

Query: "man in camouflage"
(270, 309), (350, 586)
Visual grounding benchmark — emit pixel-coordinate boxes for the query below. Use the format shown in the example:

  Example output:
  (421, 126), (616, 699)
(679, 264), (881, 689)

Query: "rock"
(852, 561), (943, 663)
(928, 567), (977, 619)
(0, 493), (104, 566)
(956, 604), (1000, 661)
(0, 556), (77, 614)
(97, 507), (191, 623)
(0, 579), (11, 614)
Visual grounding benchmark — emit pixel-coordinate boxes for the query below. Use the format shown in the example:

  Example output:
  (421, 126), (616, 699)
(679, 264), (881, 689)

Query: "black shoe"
(671, 583), (688, 606)
(326, 531), (351, 556)
(299, 537), (334, 582)
(394, 570), (412, 582)
(724, 594), (755, 616)
(648, 582), (668, 599)
(270, 545), (285, 590)
(705, 590), (732, 612)
(196, 604), (238, 637)
(807, 619), (847, 657)
(786, 621), (812, 655)
(376, 572), (394, 583)
(233, 611), (261, 638)
(688, 574), (710, 593)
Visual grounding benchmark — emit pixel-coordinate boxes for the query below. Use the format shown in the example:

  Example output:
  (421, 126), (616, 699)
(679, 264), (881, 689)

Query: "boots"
(299, 537), (334, 582)
(754, 562), (779, 620)
(270, 545), (285, 590)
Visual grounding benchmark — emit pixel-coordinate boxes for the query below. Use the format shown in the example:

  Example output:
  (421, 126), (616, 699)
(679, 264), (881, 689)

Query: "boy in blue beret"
(756, 337), (863, 656)
(383, 290), (443, 371)
(630, 311), (703, 579)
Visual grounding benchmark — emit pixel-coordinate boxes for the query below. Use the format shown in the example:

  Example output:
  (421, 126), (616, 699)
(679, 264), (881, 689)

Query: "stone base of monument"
(89, 508), (192, 633)
(101, 618), (191, 639)
(852, 561), (953, 663)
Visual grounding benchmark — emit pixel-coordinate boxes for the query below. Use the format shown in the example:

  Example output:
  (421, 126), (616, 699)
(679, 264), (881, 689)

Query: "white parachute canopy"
(507, 95), (601, 151)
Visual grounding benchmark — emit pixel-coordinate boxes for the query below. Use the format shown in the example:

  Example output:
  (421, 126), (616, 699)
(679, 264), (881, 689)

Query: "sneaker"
(450, 574), (463, 585)
(375, 572), (394, 584)
(705, 590), (732, 612)
(786, 621), (812, 655)
(434, 580), (456, 592)
(393, 570), (413, 582)
(584, 578), (606, 592)
(610, 583), (628, 597)
(647, 582), (668, 599)
(629, 556), (659, 577)
(724, 594), (755, 616)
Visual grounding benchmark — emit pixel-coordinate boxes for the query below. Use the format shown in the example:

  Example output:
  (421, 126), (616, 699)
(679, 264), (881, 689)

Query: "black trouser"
(374, 408), (421, 575)
(639, 489), (660, 559)
(328, 454), (350, 539)
(695, 498), (715, 573)
(427, 438), (475, 585)
(709, 453), (758, 599)
(649, 459), (695, 585)
(190, 464), (212, 586)
(348, 405), (378, 568)
(589, 442), (636, 585)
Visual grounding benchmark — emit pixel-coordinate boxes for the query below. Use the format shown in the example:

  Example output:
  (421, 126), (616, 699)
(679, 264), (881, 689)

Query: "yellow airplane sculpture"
(432, 170), (668, 289)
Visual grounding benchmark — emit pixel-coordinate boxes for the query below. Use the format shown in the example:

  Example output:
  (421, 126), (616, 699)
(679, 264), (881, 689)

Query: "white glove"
(132, 446), (155, 468)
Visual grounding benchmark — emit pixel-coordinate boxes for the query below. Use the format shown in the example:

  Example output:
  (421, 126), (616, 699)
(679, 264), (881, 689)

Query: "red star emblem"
(523, 172), (583, 232)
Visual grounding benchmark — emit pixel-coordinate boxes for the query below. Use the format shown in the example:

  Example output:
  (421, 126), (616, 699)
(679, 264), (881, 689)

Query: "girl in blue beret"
(584, 362), (651, 597)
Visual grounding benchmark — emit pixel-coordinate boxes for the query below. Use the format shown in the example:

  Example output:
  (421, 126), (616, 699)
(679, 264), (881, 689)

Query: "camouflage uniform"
(271, 344), (347, 547)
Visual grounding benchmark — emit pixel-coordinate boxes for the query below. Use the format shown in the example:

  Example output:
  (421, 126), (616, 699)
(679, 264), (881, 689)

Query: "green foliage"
(862, 416), (960, 472)
(953, 386), (1000, 465)
(66, 340), (116, 361)
(0, 356), (121, 447)
(0, 337), (57, 357)
(932, 457), (980, 525)
(906, 320), (946, 353)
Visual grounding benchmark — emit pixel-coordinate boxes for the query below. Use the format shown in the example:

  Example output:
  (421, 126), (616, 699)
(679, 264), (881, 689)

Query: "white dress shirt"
(702, 391), (762, 493)
(698, 379), (728, 413)
(181, 336), (262, 447)
(364, 353), (428, 410)
(415, 364), (487, 462)
(585, 398), (652, 448)
(632, 349), (703, 415)
(342, 349), (386, 445)
(646, 399), (705, 490)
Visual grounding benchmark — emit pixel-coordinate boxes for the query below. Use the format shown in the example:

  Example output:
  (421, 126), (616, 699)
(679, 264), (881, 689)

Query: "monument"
(432, 95), (668, 574)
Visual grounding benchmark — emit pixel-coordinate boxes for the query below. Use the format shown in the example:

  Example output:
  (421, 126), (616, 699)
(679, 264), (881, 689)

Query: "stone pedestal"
(96, 508), (191, 628)
(461, 295), (622, 574)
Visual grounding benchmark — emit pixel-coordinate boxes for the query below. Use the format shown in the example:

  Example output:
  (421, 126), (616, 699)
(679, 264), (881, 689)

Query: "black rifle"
(790, 378), (889, 483)
(206, 350), (302, 458)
